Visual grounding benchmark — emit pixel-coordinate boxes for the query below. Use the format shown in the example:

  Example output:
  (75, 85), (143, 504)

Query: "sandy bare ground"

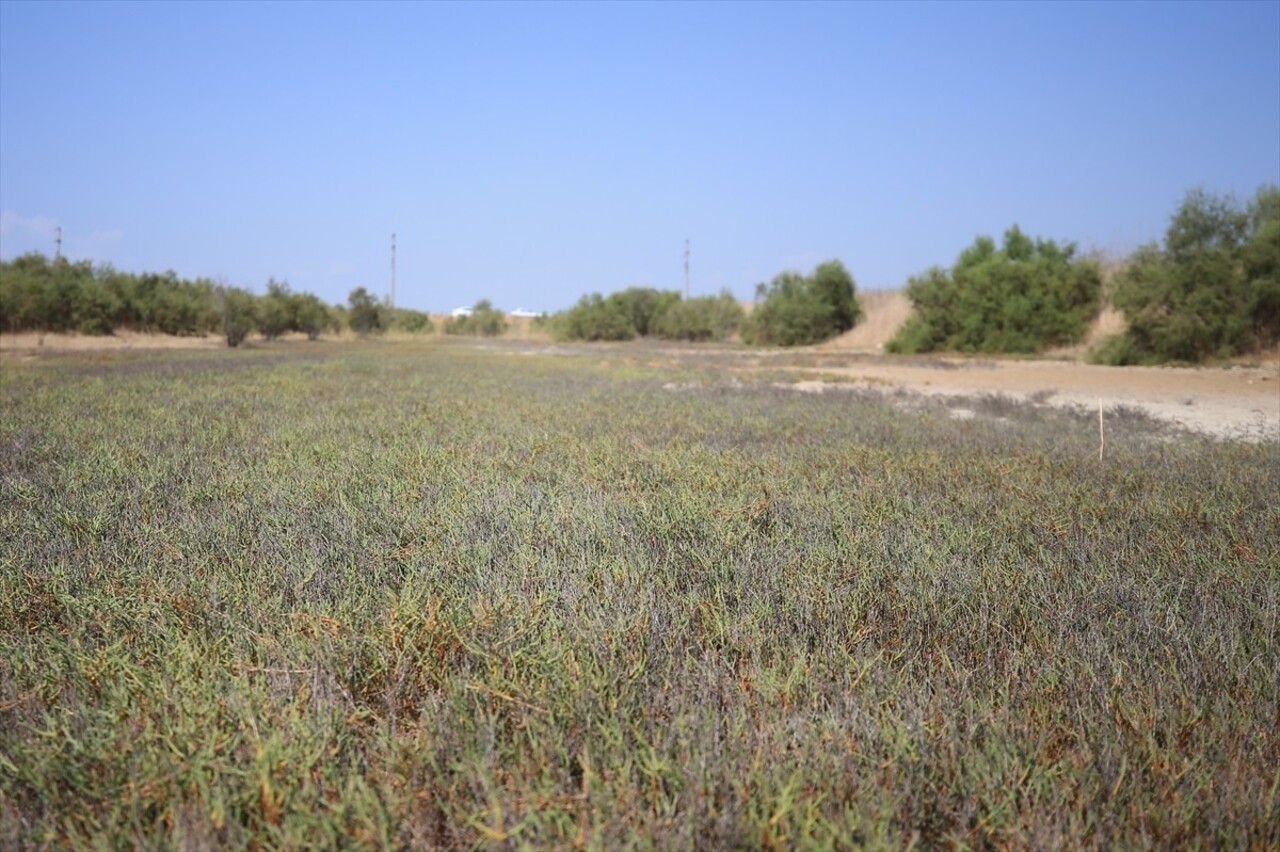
(795, 289), (1276, 441)
(777, 358), (1279, 442)
(822, 289), (915, 352)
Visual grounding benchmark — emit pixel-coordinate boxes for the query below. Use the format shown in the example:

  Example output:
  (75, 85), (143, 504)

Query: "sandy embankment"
(800, 289), (1276, 441)
(787, 358), (1278, 442)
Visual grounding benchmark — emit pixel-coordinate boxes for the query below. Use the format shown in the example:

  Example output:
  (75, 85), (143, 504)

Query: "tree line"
(3, 184), (1275, 362)
(553, 185), (1278, 363)
(0, 255), (440, 346)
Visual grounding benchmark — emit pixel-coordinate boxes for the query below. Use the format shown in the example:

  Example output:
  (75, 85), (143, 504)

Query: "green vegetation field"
(1, 340), (1277, 849)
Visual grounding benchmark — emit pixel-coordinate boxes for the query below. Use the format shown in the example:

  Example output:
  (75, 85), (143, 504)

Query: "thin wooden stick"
(1098, 398), (1105, 461)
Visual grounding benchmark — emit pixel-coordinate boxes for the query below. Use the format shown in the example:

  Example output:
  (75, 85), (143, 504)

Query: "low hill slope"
(821, 289), (913, 351)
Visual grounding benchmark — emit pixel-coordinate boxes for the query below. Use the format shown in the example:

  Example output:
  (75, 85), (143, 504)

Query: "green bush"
(258, 279), (295, 340)
(887, 227), (1101, 355)
(0, 254), (123, 335)
(118, 271), (219, 336)
(219, 287), (259, 347)
(1092, 186), (1280, 364)
(293, 293), (337, 340)
(552, 293), (637, 341)
(742, 260), (862, 347)
(347, 287), (386, 336)
(0, 254), (50, 331)
(391, 308), (435, 334)
(651, 290), (744, 342)
(552, 288), (687, 342)
(608, 287), (682, 337)
(0, 253), (347, 342)
(73, 278), (122, 335)
(444, 300), (506, 337)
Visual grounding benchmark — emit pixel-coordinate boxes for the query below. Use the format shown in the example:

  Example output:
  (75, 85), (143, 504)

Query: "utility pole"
(390, 232), (396, 311)
(684, 238), (690, 299)
(54, 226), (62, 266)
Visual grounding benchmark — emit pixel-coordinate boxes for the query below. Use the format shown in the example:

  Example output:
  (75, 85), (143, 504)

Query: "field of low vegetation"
(2, 339), (1276, 848)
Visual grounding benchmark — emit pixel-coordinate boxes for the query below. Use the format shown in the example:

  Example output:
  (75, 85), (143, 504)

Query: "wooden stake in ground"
(1098, 398), (1105, 461)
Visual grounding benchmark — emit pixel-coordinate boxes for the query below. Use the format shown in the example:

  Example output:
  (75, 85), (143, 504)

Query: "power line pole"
(684, 238), (690, 299)
(54, 226), (62, 265)
(390, 232), (396, 311)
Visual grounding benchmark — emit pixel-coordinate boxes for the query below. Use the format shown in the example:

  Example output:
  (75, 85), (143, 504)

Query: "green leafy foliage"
(651, 290), (744, 342)
(0, 253), (347, 342)
(1094, 186), (1280, 364)
(346, 287), (385, 336)
(390, 308), (435, 334)
(888, 227), (1102, 354)
(552, 287), (686, 342)
(607, 287), (682, 337)
(553, 293), (638, 341)
(113, 270), (220, 336)
(292, 292), (337, 340)
(219, 286), (259, 348)
(258, 279), (295, 341)
(742, 260), (863, 346)
(444, 299), (507, 336)
(0, 254), (126, 335)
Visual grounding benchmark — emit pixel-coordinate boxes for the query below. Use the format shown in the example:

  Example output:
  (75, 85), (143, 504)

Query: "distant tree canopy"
(554, 293), (637, 341)
(0, 252), (344, 346)
(347, 287), (385, 336)
(0, 253), (219, 336)
(258, 279), (294, 341)
(652, 290), (744, 342)
(741, 260), (862, 347)
(220, 285), (259, 348)
(444, 299), (507, 337)
(551, 286), (743, 343)
(1092, 186), (1280, 364)
(390, 308), (435, 334)
(609, 287), (682, 338)
(887, 227), (1102, 354)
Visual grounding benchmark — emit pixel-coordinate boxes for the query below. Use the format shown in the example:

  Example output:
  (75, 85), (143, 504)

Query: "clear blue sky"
(2, 1), (1278, 313)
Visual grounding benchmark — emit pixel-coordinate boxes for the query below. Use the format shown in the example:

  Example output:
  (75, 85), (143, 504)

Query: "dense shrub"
(553, 288), (690, 342)
(1092, 186), (1280, 364)
(219, 286), (259, 347)
(741, 260), (862, 346)
(444, 299), (507, 337)
(391, 308), (435, 334)
(651, 290), (744, 342)
(887, 227), (1102, 354)
(258, 279), (295, 340)
(0, 253), (351, 344)
(347, 287), (386, 336)
(0, 254), (121, 334)
(121, 271), (220, 335)
(608, 287), (682, 337)
(293, 292), (338, 340)
(553, 293), (637, 341)
(0, 254), (229, 336)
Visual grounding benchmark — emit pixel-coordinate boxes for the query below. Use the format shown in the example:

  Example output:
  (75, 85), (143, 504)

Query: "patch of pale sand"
(781, 359), (1280, 442)
(821, 290), (914, 352)
(1043, 305), (1129, 359)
